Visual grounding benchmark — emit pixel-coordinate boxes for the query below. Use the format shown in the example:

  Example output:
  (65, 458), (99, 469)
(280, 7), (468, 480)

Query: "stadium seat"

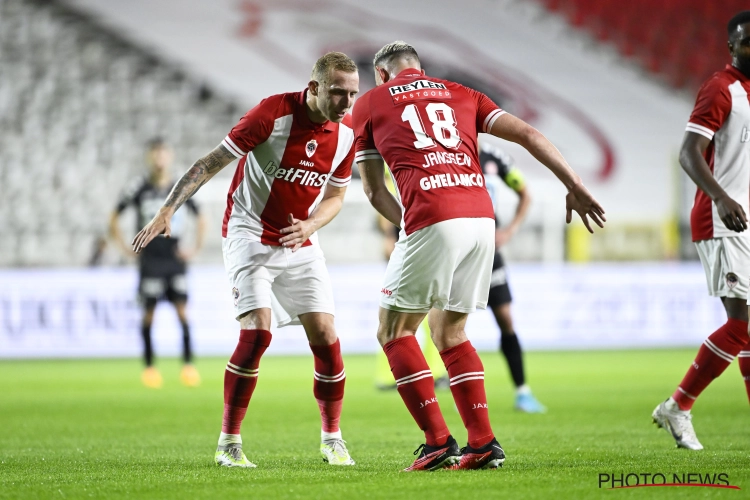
(0, 0), (240, 266)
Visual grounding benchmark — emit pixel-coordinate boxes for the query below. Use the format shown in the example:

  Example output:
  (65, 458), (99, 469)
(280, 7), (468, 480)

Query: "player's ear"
(376, 67), (389, 84)
(420, 68), (426, 76)
(308, 80), (319, 96)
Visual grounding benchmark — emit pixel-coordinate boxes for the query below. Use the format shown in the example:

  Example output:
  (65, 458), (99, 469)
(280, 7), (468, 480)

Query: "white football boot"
(215, 444), (257, 468)
(320, 438), (355, 466)
(652, 398), (704, 450)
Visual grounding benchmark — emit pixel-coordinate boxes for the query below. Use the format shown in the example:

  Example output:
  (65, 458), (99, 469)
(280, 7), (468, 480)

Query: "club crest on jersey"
(232, 287), (240, 306)
(726, 272), (739, 290)
(305, 139), (318, 158)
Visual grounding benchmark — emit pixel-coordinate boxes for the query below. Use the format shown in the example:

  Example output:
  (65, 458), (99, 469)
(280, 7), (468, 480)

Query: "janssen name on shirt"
(422, 151), (472, 169)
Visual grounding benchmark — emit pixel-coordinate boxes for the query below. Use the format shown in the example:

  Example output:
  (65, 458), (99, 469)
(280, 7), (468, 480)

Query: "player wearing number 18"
(353, 41), (606, 471)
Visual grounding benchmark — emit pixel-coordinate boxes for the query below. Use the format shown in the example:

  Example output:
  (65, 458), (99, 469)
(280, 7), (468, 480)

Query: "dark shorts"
(138, 258), (188, 308)
(487, 251), (512, 308)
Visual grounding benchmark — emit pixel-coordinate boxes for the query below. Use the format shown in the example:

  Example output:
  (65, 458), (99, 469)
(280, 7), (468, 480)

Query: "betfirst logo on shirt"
(262, 161), (330, 187)
(389, 80), (452, 104)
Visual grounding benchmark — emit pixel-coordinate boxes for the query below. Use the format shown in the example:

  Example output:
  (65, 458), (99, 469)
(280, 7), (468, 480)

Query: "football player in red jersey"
(354, 41), (604, 471)
(652, 11), (750, 451)
(133, 52), (359, 468)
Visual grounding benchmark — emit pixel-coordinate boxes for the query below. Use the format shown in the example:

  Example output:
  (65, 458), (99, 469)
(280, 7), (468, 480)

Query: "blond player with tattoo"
(133, 52), (359, 468)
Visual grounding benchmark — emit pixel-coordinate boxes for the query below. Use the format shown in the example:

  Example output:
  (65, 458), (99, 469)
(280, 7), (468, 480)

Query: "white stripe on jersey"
(685, 122), (715, 140)
(331, 123), (355, 174)
(222, 136), (247, 158)
(225, 114), (294, 241)
(328, 175), (351, 187)
(483, 109), (506, 133)
(355, 149), (382, 162)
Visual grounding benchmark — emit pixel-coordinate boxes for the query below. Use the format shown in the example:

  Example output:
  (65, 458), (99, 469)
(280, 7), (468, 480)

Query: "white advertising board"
(0, 263), (724, 358)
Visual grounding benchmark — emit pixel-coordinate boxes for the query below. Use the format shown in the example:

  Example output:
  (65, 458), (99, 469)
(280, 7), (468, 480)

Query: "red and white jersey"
(688, 65), (750, 241)
(221, 90), (354, 246)
(353, 69), (499, 234)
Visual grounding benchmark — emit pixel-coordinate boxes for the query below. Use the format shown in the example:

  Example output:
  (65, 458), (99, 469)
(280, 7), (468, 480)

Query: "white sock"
(218, 432), (242, 447)
(322, 429), (342, 441)
(516, 384), (531, 396)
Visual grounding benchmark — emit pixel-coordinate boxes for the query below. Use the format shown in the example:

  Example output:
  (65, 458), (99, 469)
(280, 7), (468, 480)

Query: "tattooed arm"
(132, 144), (237, 253)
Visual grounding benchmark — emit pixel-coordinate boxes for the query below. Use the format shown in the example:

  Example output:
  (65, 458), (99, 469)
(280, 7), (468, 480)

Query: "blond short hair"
(311, 52), (358, 84)
(372, 41), (420, 70)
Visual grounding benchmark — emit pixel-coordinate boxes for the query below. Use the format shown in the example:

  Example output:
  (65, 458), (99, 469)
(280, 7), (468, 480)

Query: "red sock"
(739, 340), (750, 405)
(440, 340), (493, 448)
(383, 335), (450, 447)
(310, 339), (346, 433)
(672, 319), (748, 410)
(222, 329), (272, 434)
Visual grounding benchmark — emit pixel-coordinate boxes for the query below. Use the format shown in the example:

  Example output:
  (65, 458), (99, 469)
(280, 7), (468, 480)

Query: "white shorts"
(380, 217), (495, 313)
(695, 235), (750, 302)
(222, 238), (335, 327)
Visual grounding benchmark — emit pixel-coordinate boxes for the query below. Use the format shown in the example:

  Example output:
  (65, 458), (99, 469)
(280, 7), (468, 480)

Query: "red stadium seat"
(534, 0), (738, 92)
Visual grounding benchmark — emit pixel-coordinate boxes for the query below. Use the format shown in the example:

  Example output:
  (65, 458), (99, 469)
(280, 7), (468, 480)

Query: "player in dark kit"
(480, 142), (545, 413)
(110, 138), (206, 388)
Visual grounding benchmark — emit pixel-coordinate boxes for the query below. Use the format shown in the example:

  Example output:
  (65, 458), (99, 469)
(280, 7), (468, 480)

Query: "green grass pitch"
(1, 349), (748, 499)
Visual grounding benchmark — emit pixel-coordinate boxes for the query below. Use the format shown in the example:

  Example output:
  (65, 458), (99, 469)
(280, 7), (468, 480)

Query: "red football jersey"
(353, 69), (501, 234)
(686, 65), (750, 242)
(221, 90), (354, 246)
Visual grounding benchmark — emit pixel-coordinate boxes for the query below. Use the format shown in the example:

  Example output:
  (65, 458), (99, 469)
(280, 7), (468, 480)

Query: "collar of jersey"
(725, 64), (750, 82)
(295, 89), (336, 132)
(394, 68), (425, 80)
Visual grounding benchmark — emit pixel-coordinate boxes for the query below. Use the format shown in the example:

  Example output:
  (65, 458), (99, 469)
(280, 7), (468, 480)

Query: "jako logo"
(419, 397), (437, 408)
(381, 288), (393, 296)
(742, 127), (750, 143)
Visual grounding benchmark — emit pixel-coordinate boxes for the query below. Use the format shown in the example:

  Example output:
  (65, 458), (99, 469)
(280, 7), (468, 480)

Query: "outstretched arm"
(279, 184), (348, 252)
(358, 158), (403, 228)
(488, 113), (605, 233)
(132, 144), (236, 252)
(680, 131), (746, 232)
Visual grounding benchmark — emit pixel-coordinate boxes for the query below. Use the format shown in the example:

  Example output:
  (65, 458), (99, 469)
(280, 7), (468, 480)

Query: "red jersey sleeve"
(686, 75), (731, 140)
(463, 86), (506, 133)
(353, 92), (383, 163)
(221, 94), (283, 158)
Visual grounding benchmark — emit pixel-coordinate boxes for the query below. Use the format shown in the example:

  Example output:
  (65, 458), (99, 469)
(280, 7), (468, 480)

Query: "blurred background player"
(652, 11), (750, 451)
(480, 141), (545, 413)
(110, 138), (206, 388)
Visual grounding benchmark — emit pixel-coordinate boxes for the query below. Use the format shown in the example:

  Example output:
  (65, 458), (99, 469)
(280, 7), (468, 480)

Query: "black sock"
(141, 323), (154, 367)
(500, 333), (525, 388)
(181, 321), (193, 364)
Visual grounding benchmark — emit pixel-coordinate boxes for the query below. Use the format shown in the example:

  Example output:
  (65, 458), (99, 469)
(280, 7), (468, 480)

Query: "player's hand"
(715, 194), (748, 232)
(495, 227), (514, 247)
(565, 183), (606, 233)
(132, 209), (172, 253)
(279, 213), (316, 252)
